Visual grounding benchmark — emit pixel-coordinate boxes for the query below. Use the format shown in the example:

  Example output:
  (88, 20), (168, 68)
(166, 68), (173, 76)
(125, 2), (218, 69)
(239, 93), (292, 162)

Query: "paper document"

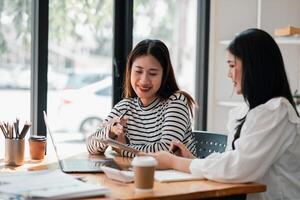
(155, 170), (203, 182)
(0, 170), (110, 199)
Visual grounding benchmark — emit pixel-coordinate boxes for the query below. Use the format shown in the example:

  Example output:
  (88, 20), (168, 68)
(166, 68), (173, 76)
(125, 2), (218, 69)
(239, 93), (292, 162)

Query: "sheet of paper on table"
(100, 166), (203, 183)
(0, 170), (110, 199)
(154, 169), (204, 182)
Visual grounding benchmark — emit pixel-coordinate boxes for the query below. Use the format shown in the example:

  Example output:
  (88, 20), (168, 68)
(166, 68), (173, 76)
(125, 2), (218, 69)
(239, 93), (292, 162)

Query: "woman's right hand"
(149, 151), (176, 170)
(169, 140), (196, 159)
(108, 116), (128, 139)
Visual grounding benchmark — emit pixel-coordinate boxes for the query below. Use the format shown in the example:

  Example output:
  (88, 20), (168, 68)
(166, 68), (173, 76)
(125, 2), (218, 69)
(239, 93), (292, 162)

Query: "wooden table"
(0, 142), (266, 200)
(80, 173), (266, 200)
(74, 156), (266, 200)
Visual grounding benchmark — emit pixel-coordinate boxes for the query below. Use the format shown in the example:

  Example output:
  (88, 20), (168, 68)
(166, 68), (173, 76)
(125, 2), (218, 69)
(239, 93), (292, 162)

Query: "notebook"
(43, 111), (120, 173)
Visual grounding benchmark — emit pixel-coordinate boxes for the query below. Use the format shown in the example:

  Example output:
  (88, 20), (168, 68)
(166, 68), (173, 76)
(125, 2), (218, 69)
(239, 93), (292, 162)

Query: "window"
(133, 0), (197, 98)
(47, 0), (113, 138)
(0, 1), (32, 122)
(0, 1), (207, 147)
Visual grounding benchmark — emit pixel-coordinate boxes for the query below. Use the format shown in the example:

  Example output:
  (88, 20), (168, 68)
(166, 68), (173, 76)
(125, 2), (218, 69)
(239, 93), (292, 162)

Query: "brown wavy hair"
(123, 39), (196, 116)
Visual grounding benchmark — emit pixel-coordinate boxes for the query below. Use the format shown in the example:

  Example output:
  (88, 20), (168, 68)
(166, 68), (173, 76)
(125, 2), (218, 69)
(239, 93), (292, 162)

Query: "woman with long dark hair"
(87, 39), (196, 157)
(151, 29), (300, 200)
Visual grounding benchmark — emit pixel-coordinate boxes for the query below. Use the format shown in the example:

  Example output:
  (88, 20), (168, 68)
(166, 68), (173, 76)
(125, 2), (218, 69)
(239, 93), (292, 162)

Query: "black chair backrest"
(193, 130), (228, 158)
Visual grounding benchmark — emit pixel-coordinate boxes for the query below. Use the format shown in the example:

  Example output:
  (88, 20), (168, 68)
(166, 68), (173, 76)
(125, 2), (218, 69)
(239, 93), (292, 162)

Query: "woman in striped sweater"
(86, 39), (196, 157)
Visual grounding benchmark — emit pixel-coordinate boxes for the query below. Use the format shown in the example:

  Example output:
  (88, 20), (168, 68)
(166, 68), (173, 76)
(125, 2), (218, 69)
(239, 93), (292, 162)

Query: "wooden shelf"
(274, 26), (300, 36)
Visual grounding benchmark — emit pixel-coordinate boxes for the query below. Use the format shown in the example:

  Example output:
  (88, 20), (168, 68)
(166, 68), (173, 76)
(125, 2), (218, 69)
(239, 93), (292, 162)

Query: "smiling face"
(130, 55), (163, 106)
(227, 51), (243, 95)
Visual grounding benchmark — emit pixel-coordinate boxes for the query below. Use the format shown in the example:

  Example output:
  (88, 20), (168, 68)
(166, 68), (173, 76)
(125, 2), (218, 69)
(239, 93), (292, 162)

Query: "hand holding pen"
(109, 109), (129, 140)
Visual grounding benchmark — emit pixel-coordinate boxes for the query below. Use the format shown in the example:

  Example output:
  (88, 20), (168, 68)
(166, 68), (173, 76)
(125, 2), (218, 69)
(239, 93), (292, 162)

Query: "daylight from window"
(47, 0), (113, 144)
(0, 1), (31, 122)
(0, 1), (197, 147)
(133, 0), (197, 97)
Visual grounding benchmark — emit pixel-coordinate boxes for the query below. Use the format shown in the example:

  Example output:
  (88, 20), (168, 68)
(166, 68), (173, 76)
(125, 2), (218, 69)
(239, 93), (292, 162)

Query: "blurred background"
(0, 0), (299, 142)
(0, 0), (197, 140)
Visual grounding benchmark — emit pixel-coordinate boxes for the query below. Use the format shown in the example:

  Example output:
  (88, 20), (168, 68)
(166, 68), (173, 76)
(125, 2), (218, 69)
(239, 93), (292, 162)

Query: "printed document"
(0, 170), (110, 199)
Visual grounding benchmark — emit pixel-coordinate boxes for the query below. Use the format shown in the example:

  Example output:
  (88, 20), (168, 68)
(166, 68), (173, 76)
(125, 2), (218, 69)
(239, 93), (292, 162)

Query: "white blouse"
(189, 97), (300, 200)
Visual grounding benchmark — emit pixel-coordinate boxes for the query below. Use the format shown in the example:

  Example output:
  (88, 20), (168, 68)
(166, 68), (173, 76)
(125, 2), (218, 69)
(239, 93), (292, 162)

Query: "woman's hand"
(150, 150), (194, 173)
(170, 140), (196, 159)
(112, 146), (122, 155)
(149, 151), (176, 169)
(112, 134), (127, 155)
(109, 116), (128, 139)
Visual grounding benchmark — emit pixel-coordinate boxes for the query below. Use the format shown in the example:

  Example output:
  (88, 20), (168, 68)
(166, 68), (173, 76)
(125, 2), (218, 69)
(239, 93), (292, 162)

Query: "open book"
(155, 170), (204, 182)
(0, 170), (110, 199)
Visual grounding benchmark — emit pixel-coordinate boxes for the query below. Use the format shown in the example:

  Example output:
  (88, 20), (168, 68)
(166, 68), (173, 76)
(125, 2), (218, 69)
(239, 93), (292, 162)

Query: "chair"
(193, 130), (228, 158)
(192, 132), (246, 200)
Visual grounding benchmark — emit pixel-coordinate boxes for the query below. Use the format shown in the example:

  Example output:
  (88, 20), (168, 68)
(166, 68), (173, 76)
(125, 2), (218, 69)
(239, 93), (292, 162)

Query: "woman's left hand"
(149, 151), (176, 169)
(116, 134), (126, 144)
(112, 135), (127, 155)
(112, 147), (122, 155)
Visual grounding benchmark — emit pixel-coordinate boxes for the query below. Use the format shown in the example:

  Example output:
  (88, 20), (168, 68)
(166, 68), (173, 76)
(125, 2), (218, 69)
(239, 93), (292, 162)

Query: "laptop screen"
(43, 111), (61, 161)
(43, 111), (120, 173)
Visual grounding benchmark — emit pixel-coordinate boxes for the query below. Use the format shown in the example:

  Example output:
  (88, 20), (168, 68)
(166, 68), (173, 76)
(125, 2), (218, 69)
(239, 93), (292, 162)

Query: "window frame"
(32, 0), (210, 136)
(31, 0), (49, 136)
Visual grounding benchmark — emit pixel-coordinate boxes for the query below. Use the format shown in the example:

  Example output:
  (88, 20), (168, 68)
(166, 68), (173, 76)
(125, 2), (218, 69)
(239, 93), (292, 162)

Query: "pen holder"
(29, 135), (47, 160)
(5, 138), (25, 166)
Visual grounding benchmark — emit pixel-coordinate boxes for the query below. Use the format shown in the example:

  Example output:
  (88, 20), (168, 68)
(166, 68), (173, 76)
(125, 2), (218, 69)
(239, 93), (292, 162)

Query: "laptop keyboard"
(60, 159), (121, 172)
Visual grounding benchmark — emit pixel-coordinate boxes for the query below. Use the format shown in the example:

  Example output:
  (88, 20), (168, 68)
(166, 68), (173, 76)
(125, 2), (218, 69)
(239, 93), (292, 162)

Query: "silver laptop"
(43, 111), (120, 173)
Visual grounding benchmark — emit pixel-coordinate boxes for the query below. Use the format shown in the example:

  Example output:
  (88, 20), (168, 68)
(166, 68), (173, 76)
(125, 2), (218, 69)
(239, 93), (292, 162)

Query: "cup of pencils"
(1, 119), (31, 166)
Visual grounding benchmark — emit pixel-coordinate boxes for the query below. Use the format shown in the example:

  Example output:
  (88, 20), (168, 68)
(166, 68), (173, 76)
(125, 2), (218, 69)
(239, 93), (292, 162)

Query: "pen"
(4, 121), (8, 134)
(19, 122), (32, 139)
(15, 118), (20, 138)
(119, 109), (129, 119)
(14, 122), (18, 138)
(110, 109), (129, 141)
(0, 122), (8, 138)
(9, 124), (14, 139)
(6, 123), (12, 139)
(111, 109), (129, 127)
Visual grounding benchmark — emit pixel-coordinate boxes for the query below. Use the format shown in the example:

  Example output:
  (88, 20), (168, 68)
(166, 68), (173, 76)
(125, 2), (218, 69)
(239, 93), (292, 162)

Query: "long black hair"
(124, 39), (196, 116)
(227, 28), (299, 149)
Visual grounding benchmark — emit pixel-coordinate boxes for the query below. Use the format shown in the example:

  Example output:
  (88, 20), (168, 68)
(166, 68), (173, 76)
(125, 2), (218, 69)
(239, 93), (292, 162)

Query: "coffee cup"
(29, 135), (47, 160)
(131, 156), (157, 192)
(5, 138), (25, 166)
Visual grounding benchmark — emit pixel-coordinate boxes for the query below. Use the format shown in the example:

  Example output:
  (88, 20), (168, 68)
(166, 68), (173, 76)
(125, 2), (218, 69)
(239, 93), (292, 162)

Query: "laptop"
(43, 111), (120, 173)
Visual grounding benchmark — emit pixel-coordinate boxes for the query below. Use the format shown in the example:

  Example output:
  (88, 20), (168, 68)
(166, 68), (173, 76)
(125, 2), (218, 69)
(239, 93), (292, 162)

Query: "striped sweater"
(86, 92), (196, 157)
